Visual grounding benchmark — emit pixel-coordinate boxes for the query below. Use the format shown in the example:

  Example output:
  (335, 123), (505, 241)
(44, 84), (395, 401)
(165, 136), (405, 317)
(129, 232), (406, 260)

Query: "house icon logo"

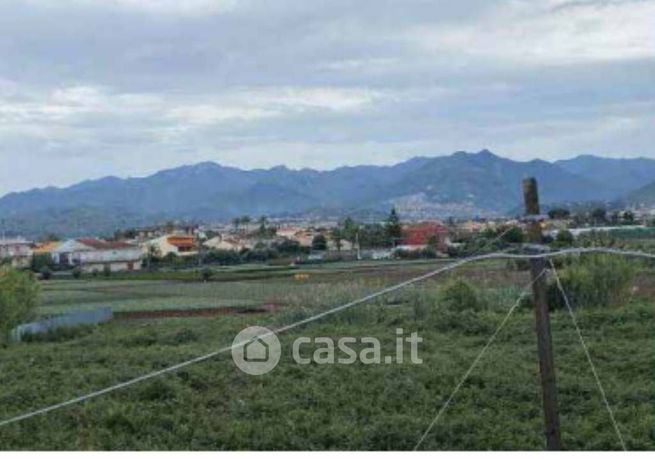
(244, 336), (269, 362)
(232, 326), (281, 375)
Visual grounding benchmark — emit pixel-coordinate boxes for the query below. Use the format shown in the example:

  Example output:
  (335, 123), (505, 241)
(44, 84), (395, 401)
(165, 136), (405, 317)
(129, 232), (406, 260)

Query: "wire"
(548, 259), (628, 451)
(412, 268), (547, 450)
(0, 247), (653, 429)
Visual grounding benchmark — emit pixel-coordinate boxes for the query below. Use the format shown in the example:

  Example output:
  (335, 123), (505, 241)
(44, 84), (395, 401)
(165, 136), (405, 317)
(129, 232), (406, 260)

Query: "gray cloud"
(0, 0), (653, 195)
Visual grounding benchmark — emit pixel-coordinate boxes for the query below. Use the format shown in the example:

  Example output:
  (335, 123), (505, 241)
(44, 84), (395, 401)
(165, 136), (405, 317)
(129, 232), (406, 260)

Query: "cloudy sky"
(0, 0), (653, 195)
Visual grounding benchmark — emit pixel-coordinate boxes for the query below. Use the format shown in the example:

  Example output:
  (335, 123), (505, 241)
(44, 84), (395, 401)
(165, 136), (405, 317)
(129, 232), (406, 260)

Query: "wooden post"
(522, 177), (562, 450)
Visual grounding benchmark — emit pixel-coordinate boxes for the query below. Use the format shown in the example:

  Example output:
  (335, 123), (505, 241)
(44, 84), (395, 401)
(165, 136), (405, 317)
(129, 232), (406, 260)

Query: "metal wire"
(0, 246), (652, 429)
(548, 259), (628, 451)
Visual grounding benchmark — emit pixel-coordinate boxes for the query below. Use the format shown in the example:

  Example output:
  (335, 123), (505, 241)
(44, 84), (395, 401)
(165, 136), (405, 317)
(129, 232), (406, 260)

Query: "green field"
(0, 259), (653, 450)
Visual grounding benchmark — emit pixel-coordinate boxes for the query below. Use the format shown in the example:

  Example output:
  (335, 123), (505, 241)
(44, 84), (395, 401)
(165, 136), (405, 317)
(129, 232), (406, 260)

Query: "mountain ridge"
(1, 150), (653, 237)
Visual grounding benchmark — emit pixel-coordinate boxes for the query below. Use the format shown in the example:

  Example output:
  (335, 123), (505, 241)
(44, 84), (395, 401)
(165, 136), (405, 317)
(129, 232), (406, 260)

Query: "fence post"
(522, 177), (562, 450)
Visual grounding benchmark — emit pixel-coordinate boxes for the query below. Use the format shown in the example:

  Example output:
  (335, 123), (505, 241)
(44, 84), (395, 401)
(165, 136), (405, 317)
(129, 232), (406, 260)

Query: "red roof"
(167, 236), (195, 249)
(76, 238), (135, 250)
(402, 223), (448, 246)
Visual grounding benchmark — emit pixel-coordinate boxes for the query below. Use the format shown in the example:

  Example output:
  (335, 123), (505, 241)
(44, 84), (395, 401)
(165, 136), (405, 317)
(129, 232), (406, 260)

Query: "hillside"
(555, 155), (655, 196)
(623, 180), (655, 208)
(0, 150), (652, 237)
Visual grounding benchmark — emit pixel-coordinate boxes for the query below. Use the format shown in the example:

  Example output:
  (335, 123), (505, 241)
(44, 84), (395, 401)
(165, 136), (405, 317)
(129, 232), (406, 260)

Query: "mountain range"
(2, 149), (655, 238)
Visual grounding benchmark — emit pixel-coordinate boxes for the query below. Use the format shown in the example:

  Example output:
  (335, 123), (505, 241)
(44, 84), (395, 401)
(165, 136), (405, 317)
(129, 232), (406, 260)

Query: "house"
(0, 238), (33, 269)
(144, 234), (197, 257)
(327, 237), (354, 251)
(204, 235), (248, 252)
(32, 241), (61, 256)
(52, 239), (142, 273)
(277, 227), (319, 247)
(399, 223), (449, 252)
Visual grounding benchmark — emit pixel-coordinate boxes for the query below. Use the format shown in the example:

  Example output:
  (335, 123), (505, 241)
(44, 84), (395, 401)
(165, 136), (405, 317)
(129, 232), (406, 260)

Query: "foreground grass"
(0, 262), (652, 450)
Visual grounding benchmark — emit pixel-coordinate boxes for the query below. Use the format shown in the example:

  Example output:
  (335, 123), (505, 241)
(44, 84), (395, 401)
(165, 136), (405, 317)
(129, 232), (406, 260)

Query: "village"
(1, 205), (653, 277)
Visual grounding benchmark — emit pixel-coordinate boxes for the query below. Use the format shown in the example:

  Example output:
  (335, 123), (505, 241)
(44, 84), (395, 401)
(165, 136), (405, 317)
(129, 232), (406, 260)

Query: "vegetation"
(0, 267), (39, 343)
(546, 254), (637, 311)
(0, 258), (651, 450)
(311, 234), (327, 251)
(548, 208), (571, 220)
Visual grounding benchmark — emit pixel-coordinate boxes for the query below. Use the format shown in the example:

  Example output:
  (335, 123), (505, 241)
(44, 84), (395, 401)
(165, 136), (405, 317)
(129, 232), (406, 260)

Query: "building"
(399, 223), (449, 252)
(52, 239), (142, 273)
(276, 227), (316, 247)
(143, 234), (197, 257)
(32, 241), (61, 256)
(204, 235), (248, 252)
(0, 238), (33, 269)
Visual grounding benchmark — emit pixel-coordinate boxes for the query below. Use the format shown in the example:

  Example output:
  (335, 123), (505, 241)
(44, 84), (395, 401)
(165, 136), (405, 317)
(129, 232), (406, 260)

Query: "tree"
(555, 229), (574, 246)
(591, 207), (607, 225)
(311, 234), (327, 251)
(0, 267), (39, 342)
(274, 238), (301, 255)
(30, 253), (53, 273)
(385, 208), (402, 247)
(622, 210), (635, 225)
(500, 226), (525, 244)
(548, 208), (570, 220)
(39, 266), (52, 280)
(145, 244), (161, 270)
(359, 224), (388, 249)
(331, 227), (344, 251)
(341, 217), (359, 243)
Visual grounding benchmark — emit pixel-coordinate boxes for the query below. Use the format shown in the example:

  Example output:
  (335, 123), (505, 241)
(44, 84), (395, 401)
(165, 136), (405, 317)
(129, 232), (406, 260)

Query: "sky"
(0, 0), (653, 195)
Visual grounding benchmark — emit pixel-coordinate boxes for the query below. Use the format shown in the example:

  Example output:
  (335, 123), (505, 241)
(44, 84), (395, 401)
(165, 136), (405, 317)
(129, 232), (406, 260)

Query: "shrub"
(546, 254), (636, 310)
(438, 279), (485, 312)
(555, 229), (574, 246)
(0, 267), (39, 342)
(21, 324), (95, 342)
(102, 265), (112, 277)
(31, 253), (54, 273)
(501, 226), (525, 244)
(39, 266), (52, 280)
(200, 267), (213, 281)
(72, 266), (82, 279)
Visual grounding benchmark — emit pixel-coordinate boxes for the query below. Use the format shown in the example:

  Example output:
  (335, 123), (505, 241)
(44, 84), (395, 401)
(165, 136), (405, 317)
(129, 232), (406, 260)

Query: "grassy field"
(0, 258), (652, 450)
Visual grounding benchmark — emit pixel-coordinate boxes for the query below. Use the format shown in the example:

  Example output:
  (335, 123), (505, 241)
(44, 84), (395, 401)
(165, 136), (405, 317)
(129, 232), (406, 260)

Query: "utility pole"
(522, 177), (562, 450)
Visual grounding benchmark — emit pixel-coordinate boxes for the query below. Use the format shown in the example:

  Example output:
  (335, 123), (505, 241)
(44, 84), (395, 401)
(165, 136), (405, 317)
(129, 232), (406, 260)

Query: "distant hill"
(555, 155), (655, 196)
(1, 150), (652, 237)
(623, 180), (655, 208)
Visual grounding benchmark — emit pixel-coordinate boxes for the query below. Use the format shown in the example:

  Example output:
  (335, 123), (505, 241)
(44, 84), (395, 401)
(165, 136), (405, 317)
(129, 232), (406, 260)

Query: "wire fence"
(0, 246), (653, 450)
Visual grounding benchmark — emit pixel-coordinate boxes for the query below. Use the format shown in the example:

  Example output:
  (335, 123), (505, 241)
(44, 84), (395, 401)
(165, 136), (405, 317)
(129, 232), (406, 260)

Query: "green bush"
(39, 266), (52, 280)
(554, 229), (574, 246)
(72, 266), (83, 279)
(30, 253), (54, 273)
(200, 267), (213, 281)
(102, 265), (112, 277)
(438, 279), (485, 312)
(547, 254), (636, 310)
(21, 324), (95, 343)
(0, 267), (39, 342)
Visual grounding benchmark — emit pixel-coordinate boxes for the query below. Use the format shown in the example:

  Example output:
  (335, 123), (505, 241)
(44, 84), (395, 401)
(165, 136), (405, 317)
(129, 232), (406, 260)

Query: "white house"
(142, 234), (197, 258)
(0, 238), (33, 269)
(52, 238), (142, 273)
(204, 235), (249, 252)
